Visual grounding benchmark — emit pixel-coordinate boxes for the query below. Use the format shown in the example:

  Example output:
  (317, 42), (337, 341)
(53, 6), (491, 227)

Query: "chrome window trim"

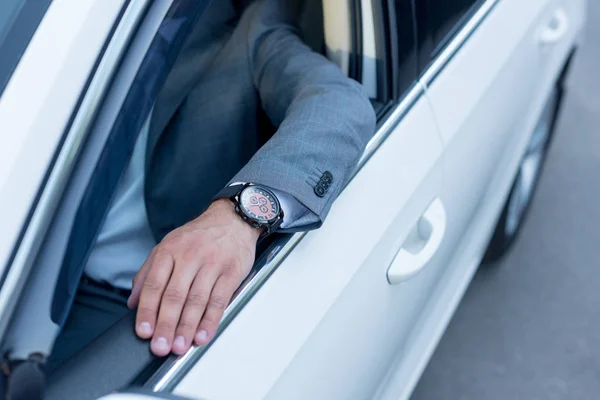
(0, 0), (151, 339)
(147, 0), (501, 392)
(420, 0), (499, 86)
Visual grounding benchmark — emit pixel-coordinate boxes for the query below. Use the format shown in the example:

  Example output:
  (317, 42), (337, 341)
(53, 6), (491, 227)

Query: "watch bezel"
(233, 185), (283, 232)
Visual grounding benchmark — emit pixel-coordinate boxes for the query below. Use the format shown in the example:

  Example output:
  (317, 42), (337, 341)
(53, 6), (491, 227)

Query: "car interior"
(0, 1), (395, 399)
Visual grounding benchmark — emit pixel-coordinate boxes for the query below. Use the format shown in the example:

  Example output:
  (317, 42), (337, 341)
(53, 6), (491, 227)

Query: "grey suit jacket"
(144, 0), (376, 241)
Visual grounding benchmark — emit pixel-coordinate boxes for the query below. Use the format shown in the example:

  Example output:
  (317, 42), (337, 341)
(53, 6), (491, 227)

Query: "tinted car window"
(392, 0), (418, 99)
(0, 0), (52, 97)
(414, 0), (482, 73)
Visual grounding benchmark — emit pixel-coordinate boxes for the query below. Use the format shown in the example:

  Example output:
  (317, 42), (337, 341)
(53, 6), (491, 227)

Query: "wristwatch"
(216, 183), (284, 235)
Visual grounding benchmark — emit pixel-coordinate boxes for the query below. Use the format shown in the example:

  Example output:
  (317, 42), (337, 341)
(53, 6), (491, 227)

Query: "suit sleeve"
(228, 0), (376, 231)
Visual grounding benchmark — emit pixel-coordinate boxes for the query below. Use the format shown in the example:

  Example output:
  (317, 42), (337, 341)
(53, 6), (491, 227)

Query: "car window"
(0, 0), (52, 98)
(414, 0), (483, 73)
(391, 0), (418, 100)
(361, 0), (417, 112)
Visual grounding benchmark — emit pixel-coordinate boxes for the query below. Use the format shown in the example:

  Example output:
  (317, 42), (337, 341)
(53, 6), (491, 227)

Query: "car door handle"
(538, 8), (569, 45)
(387, 198), (446, 285)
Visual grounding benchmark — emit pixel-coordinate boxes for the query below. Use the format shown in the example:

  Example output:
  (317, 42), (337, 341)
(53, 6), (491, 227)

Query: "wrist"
(209, 199), (263, 241)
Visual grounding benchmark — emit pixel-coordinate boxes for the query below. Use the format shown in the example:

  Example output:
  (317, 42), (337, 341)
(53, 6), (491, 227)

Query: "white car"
(0, 0), (586, 399)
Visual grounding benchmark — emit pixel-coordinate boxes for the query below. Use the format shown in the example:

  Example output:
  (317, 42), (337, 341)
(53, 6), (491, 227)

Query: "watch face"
(239, 186), (280, 223)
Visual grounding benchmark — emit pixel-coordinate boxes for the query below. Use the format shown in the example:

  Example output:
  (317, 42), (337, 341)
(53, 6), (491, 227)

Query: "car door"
(378, 0), (586, 397)
(420, 0), (550, 274)
(420, 0), (585, 272)
(163, 2), (455, 400)
(418, 0), (586, 318)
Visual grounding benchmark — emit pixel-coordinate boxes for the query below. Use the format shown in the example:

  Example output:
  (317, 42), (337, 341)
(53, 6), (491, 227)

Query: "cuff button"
(314, 171), (333, 197)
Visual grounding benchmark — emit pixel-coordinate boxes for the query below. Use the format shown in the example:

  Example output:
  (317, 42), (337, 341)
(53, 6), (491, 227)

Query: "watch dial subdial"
(239, 186), (280, 223)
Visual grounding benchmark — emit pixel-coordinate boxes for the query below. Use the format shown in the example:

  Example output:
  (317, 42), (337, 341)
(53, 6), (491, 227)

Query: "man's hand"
(127, 199), (261, 356)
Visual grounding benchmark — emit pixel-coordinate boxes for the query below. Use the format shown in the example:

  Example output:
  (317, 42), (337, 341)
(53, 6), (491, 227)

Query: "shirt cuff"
(229, 183), (308, 228)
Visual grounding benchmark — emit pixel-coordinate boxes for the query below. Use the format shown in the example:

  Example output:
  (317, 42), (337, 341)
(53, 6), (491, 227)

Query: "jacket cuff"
(227, 159), (343, 232)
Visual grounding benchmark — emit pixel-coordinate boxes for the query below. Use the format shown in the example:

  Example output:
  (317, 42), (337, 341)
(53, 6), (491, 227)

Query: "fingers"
(150, 257), (205, 357)
(169, 266), (220, 355)
(195, 273), (241, 346)
(130, 201), (258, 358)
(128, 248), (156, 309)
(135, 250), (174, 341)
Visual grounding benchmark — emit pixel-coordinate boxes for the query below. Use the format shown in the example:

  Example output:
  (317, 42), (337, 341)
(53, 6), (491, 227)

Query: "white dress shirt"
(84, 114), (305, 289)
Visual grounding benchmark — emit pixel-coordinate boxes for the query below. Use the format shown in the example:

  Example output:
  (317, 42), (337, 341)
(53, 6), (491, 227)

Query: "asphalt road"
(411, 3), (600, 400)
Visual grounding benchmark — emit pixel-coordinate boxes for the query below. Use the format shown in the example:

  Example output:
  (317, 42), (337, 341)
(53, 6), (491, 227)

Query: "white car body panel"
(0, 0), (124, 277)
(378, 1), (585, 395)
(378, 0), (585, 398)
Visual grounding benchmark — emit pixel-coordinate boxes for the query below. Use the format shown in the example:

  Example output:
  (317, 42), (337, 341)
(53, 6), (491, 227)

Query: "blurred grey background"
(412, 2), (600, 400)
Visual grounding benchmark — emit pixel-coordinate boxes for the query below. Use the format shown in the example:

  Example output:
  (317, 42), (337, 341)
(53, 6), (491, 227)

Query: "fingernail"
(195, 330), (209, 344)
(153, 337), (169, 353)
(138, 322), (153, 336)
(174, 336), (186, 349)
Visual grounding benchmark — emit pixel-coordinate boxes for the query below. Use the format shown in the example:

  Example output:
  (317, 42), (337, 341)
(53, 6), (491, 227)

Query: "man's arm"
(128, 0), (376, 357)
(229, 0), (377, 231)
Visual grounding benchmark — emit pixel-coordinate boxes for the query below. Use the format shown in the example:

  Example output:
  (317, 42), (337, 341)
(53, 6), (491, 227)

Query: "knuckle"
(137, 305), (157, 318)
(200, 264), (220, 277)
(230, 259), (245, 274)
(202, 250), (219, 266)
(142, 278), (163, 292)
(209, 295), (229, 310)
(181, 247), (201, 264)
(202, 313), (222, 327)
(163, 287), (186, 303)
(153, 247), (172, 262)
(223, 257), (239, 269)
(155, 320), (175, 333)
(177, 319), (197, 333)
(186, 292), (209, 307)
(224, 263), (245, 280)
